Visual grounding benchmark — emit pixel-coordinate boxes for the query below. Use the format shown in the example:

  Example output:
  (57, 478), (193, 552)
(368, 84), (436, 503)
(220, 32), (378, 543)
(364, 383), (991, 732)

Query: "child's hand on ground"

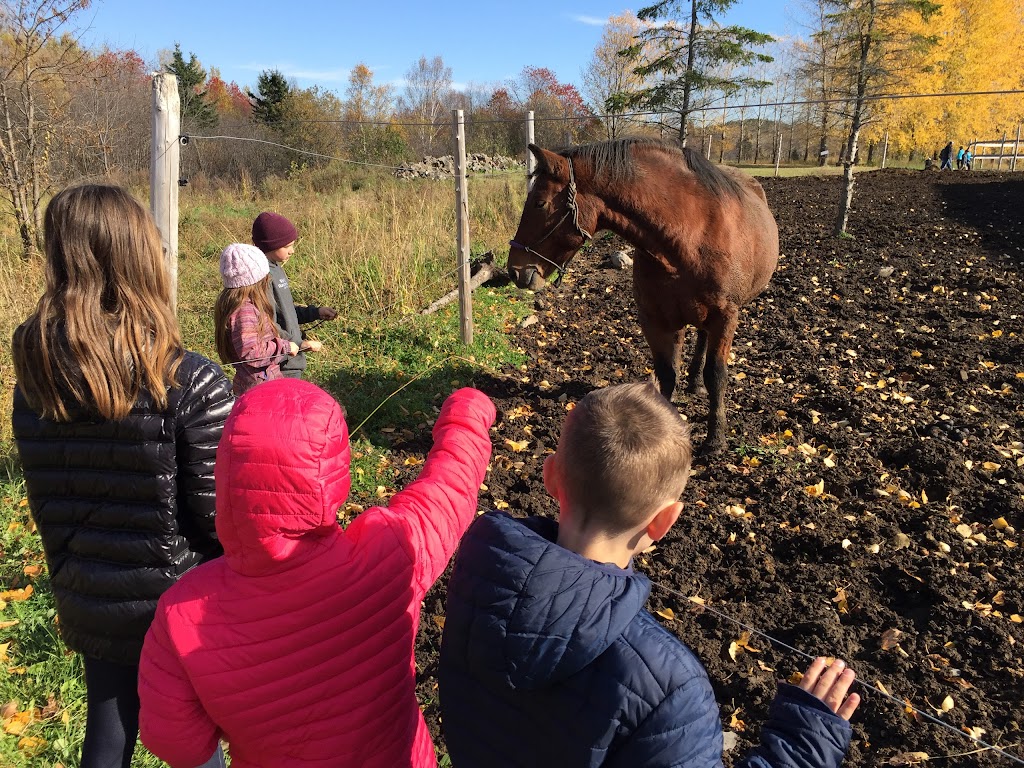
(318, 307), (338, 320)
(288, 342), (300, 356)
(798, 657), (860, 720)
(300, 340), (322, 353)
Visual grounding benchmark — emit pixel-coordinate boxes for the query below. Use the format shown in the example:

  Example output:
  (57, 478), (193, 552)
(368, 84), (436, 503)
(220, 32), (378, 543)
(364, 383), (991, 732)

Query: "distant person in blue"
(939, 141), (954, 170)
(963, 149), (974, 170)
(439, 382), (860, 768)
(956, 146), (966, 170)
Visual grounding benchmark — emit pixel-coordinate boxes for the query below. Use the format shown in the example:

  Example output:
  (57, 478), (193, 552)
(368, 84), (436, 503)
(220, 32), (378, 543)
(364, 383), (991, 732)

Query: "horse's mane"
(560, 137), (743, 200)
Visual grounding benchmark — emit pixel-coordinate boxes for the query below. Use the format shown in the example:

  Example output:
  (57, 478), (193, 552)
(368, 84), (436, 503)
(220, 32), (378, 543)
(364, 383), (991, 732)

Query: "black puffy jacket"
(12, 351), (233, 664)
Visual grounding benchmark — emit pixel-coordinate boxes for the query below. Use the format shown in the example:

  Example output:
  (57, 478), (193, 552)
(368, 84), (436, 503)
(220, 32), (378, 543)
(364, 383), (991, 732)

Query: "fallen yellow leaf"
(803, 479), (825, 497)
(17, 735), (46, 756)
(504, 439), (530, 453)
(0, 586), (32, 603)
(655, 608), (675, 621)
(3, 709), (32, 735)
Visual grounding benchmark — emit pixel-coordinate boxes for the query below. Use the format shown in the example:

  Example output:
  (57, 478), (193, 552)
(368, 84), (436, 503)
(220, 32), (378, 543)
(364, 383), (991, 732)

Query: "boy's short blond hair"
(557, 382), (692, 534)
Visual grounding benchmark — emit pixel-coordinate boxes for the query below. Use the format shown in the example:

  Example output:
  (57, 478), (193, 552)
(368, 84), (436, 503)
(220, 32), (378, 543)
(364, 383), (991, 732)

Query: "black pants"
(81, 656), (225, 768)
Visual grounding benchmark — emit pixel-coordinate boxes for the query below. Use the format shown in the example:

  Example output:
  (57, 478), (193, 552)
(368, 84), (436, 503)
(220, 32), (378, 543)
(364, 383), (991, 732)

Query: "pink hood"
(214, 379), (351, 576)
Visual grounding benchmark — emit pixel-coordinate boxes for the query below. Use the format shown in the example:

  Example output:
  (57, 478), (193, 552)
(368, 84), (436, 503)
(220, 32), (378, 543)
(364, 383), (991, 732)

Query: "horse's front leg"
(634, 273), (684, 401)
(685, 330), (708, 395)
(701, 308), (739, 455)
(640, 321), (683, 401)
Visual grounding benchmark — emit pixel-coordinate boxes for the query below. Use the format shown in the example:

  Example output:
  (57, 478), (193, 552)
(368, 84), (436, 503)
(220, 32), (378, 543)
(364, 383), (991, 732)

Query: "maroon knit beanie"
(252, 212), (298, 253)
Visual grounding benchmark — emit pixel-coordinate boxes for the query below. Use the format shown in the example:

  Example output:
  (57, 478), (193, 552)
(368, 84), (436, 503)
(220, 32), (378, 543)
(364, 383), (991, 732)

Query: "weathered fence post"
(881, 130), (889, 169)
(526, 110), (536, 193)
(774, 132), (783, 177)
(151, 73), (180, 312)
(997, 131), (1007, 170)
(453, 109), (472, 345)
(1012, 124), (1021, 172)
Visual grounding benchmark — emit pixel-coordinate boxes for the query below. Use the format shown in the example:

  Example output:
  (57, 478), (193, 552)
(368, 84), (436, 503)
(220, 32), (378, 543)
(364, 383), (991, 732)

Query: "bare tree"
(0, 0), (90, 258)
(825, 0), (940, 235)
(581, 11), (648, 139)
(793, 0), (847, 167)
(396, 55), (452, 156)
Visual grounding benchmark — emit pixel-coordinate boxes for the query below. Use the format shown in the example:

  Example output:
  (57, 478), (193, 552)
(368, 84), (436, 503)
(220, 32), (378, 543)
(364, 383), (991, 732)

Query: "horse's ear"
(528, 144), (569, 183)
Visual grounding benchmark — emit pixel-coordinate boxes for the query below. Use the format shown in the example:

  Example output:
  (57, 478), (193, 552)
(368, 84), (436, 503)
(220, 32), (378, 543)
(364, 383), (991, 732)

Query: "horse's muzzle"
(509, 265), (547, 291)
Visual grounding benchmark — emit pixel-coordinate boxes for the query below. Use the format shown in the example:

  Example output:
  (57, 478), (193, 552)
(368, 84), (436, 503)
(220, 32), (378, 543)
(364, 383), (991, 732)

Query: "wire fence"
(186, 108), (1024, 766)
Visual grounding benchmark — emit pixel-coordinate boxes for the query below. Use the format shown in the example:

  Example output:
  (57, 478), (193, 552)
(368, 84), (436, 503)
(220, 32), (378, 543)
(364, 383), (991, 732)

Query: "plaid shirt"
(228, 300), (291, 395)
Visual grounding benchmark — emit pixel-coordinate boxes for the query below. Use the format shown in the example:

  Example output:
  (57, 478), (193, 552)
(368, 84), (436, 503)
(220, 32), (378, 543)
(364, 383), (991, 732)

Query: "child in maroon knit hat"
(252, 211), (337, 379)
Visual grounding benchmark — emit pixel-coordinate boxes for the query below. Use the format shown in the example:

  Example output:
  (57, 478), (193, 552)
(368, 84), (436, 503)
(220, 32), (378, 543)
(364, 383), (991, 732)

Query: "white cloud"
(569, 14), (608, 26)
(239, 62), (350, 83)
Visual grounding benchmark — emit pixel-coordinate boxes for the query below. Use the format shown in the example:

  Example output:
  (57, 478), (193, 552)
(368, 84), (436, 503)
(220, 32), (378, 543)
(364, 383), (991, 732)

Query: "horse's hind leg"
(701, 310), (738, 455)
(685, 330), (708, 394)
(642, 323), (684, 401)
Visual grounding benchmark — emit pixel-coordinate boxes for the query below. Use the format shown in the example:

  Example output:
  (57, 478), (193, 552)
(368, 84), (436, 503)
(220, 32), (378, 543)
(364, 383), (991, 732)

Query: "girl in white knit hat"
(215, 243), (320, 395)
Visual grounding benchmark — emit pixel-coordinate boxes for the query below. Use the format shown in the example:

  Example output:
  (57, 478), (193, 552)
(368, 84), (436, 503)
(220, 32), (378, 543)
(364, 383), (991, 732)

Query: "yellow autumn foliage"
(865, 0), (1024, 155)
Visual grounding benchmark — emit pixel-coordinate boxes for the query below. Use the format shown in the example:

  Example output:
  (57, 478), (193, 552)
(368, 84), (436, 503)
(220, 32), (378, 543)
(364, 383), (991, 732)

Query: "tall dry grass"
(0, 164), (526, 453)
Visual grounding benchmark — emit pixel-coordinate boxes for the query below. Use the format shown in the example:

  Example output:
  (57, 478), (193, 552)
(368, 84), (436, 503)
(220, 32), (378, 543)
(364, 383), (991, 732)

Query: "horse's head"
(507, 144), (594, 291)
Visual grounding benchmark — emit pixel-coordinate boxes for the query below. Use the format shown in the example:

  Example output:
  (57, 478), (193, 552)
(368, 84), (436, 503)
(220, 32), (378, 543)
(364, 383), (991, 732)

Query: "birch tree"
(827, 0), (939, 236)
(397, 55), (452, 156)
(581, 11), (648, 139)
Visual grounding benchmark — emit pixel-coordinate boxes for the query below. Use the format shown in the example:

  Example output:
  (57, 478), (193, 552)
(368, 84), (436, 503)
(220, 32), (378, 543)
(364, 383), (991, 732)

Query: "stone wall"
(395, 153), (524, 179)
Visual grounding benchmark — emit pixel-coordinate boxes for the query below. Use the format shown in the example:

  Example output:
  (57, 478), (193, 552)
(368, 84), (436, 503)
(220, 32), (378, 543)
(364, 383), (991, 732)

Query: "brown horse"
(507, 138), (779, 454)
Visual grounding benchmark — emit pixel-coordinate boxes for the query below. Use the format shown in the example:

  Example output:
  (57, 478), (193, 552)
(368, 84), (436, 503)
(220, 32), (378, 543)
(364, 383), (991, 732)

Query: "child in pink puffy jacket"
(138, 379), (495, 768)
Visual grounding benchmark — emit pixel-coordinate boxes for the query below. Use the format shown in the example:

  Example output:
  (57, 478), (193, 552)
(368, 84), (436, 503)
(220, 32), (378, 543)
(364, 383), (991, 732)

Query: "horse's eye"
(535, 199), (546, 209)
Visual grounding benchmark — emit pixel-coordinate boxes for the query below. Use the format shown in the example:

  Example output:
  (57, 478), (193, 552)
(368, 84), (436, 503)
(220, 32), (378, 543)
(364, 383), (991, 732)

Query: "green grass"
(0, 163), (530, 766)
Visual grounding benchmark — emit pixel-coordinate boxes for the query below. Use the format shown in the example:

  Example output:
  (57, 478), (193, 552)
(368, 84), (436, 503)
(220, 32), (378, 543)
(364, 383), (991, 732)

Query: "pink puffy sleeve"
(354, 387), (495, 597)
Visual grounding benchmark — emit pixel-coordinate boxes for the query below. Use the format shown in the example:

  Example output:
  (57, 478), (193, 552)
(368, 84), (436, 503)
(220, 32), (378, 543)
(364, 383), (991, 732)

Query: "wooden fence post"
(1012, 124), (1021, 172)
(774, 132), (783, 177)
(453, 109), (472, 345)
(526, 110), (536, 193)
(881, 130), (889, 169)
(997, 131), (1007, 170)
(151, 73), (180, 312)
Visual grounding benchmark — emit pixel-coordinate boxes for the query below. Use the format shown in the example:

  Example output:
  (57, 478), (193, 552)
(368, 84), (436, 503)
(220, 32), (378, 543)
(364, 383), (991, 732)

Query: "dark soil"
(405, 169), (1024, 766)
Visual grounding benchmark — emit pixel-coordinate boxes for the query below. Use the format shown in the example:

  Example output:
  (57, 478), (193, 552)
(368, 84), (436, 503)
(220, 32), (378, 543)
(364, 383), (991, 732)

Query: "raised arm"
(139, 602), (222, 768)
(358, 388), (495, 595)
(175, 359), (234, 560)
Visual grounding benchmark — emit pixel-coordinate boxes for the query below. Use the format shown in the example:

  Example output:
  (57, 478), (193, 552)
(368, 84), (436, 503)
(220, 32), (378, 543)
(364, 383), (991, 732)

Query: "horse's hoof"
(697, 438), (726, 458)
(684, 384), (707, 396)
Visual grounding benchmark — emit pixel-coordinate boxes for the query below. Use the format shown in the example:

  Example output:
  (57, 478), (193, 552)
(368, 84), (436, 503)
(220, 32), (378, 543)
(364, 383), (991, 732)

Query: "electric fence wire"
(240, 88), (1024, 128)
(648, 579), (1024, 765)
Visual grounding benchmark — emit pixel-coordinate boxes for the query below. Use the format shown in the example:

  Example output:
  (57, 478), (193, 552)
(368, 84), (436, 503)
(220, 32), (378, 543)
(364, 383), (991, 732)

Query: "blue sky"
(78, 0), (794, 94)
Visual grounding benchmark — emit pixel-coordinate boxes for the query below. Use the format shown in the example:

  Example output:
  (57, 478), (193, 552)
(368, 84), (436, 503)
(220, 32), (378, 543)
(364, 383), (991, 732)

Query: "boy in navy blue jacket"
(439, 382), (860, 767)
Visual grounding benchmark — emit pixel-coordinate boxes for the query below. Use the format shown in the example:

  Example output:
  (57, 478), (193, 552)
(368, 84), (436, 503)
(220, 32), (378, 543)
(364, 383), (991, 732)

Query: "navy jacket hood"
(457, 512), (650, 690)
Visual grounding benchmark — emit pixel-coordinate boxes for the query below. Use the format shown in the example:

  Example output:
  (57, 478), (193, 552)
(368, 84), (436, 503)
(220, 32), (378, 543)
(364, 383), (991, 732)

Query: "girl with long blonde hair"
(12, 183), (232, 768)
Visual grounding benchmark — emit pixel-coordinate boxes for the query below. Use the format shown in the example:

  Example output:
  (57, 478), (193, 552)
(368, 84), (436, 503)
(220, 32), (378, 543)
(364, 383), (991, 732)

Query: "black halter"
(509, 156), (593, 287)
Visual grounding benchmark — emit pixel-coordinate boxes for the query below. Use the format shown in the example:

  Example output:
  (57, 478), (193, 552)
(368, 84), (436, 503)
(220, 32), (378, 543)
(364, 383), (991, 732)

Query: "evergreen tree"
(165, 43), (217, 130)
(249, 69), (291, 128)
(612, 0), (774, 145)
